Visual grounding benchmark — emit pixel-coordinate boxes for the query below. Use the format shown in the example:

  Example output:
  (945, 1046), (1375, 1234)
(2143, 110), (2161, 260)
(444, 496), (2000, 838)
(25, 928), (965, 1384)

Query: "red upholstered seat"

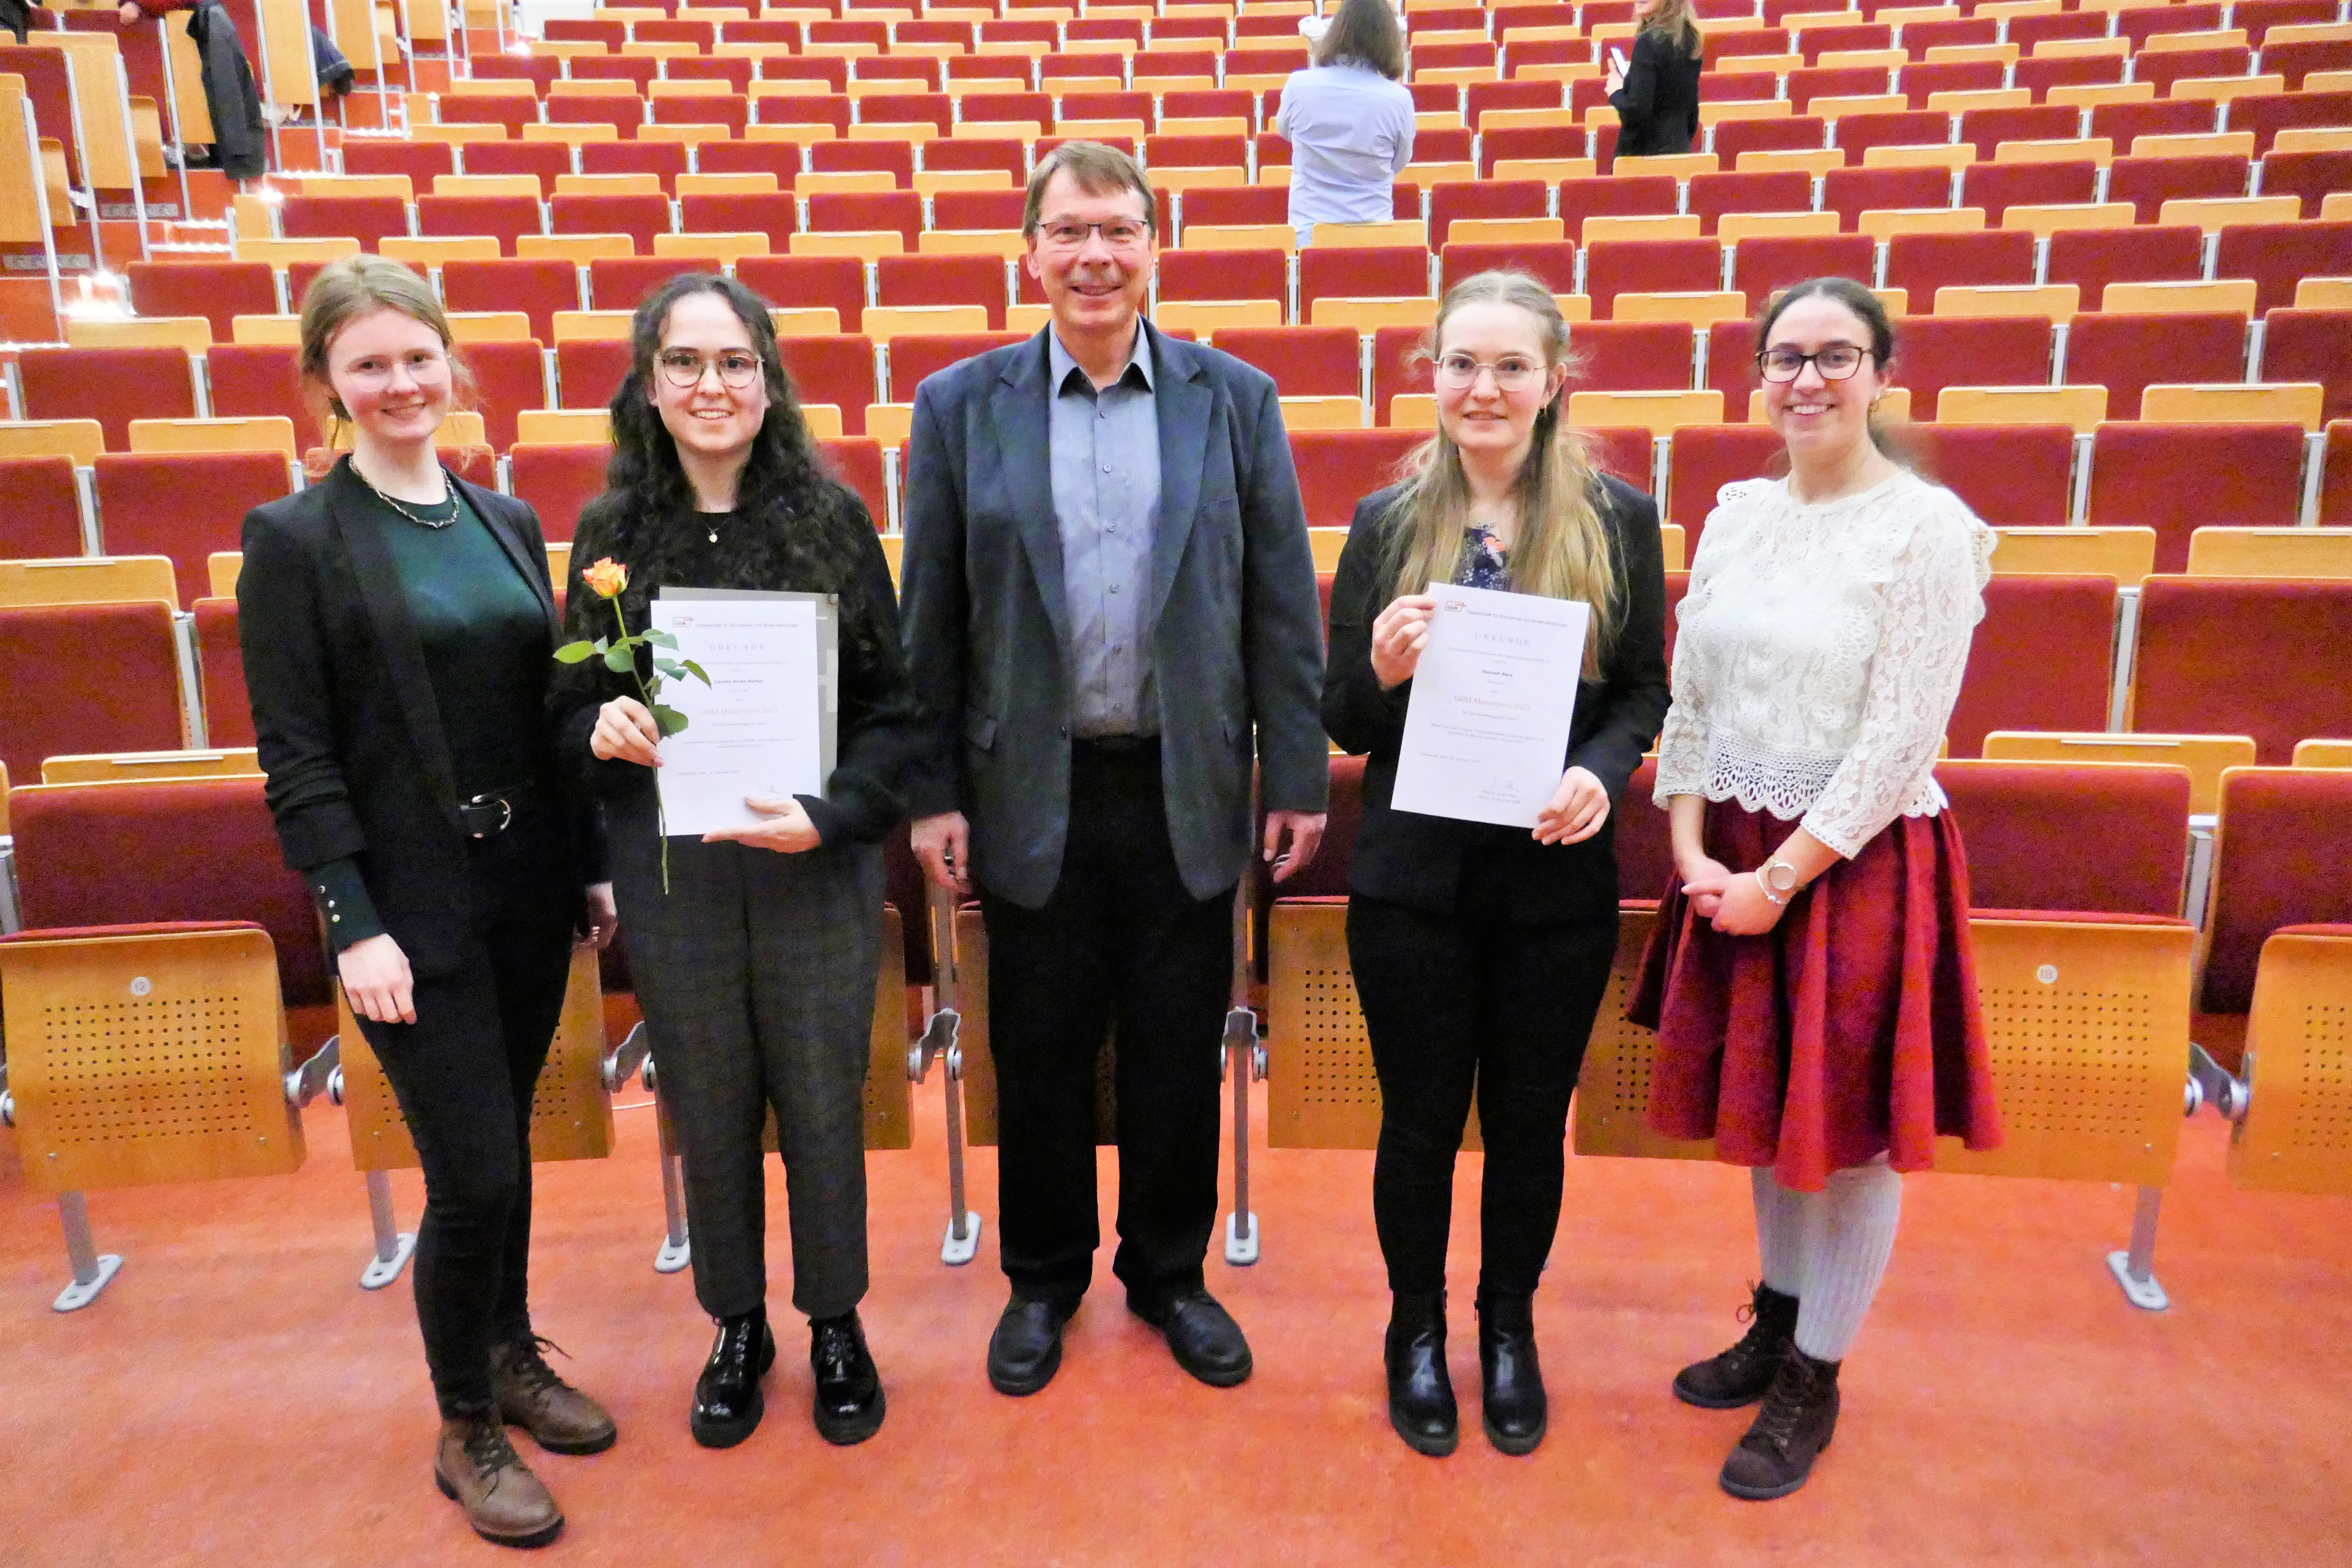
(1882, 231), (2035, 306)
(16, 346), (197, 449)
(805, 191), (923, 249)
(1710, 117), (1828, 167)
(340, 138), (455, 189)
(1614, 756), (1677, 909)
(1574, 320), (1698, 392)
(2064, 311), (2250, 420)
(1583, 426), (1655, 491)
(508, 444), (609, 544)
(691, 142), (802, 186)
(441, 258), (580, 342)
(1158, 248), (1288, 318)
(550, 193), (673, 253)
(458, 337), (551, 454)
(1289, 429), (1425, 530)
(1439, 241), (1578, 295)
(2087, 423), (2306, 573)
(2106, 155), (2251, 225)
(1947, 576), (2118, 757)
(1900, 60), (2003, 108)
(1584, 239), (1721, 316)
(735, 255), (863, 332)
(1299, 247), (1430, 315)
(1208, 326), (1361, 398)
(2213, 221), (2352, 314)
(416, 193), (545, 254)
(810, 138), (914, 185)
(126, 260), (277, 339)
(1687, 171), (1814, 235)
(1178, 184), (1289, 231)
(1821, 165), (1952, 231)
(2259, 149), (2352, 219)
(1477, 123), (1590, 176)
(1665, 424), (1779, 549)
(2258, 309), (2352, 426)
(587, 256), (719, 312)
(205, 343), (308, 434)
(925, 189), (1024, 235)
(1956, 104), (2077, 162)
(0, 603), (186, 778)
(815, 437), (892, 529)
(1559, 175), (1679, 239)
(1886, 315), (2053, 419)
(877, 254), (1010, 331)
(7, 775), (331, 1007)
(1370, 324), (1433, 426)
(2132, 578), (2352, 765)
(2200, 767), (2352, 1013)
(462, 141), (572, 196)
(279, 195), (410, 250)
(1730, 234), (1877, 309)
(2088, 98), (2218, 151)
(1957, 159), (2098, 224)
(0, 456), (86, 558)
(778, 334), (880, 433)
(1832, 111), (1953, 165)
(580, 140), (689, 194)
(1902, 423), (2076, 528)
(2323, 420), (2352, 527)
(2043, 224), (2206, 309)
(921, 138), (1026, 187)
(192, 595), (253, 748)
(1933, 759), (2190, 918)
(554, 339), (631, 411)
(92, 452), (291, 608)
(1701, 315), (1759, 422)
(884, 332), (1026, 402)
(2225, 90), (2352, 157)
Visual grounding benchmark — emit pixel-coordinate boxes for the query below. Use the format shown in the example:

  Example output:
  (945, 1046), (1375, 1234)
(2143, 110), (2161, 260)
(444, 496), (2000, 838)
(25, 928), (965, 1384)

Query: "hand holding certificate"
(1389, 582), (1592, 830)
(649, 591), (833, 838)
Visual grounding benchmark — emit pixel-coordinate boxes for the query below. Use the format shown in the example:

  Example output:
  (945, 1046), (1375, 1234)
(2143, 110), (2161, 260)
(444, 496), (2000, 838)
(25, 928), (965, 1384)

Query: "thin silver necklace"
(359, 465), (456, 529)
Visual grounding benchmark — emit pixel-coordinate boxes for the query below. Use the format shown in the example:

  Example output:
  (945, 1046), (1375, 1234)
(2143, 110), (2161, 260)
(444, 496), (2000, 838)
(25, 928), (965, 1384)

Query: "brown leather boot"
(434, 1412), (565, 1548)
(490, 1336), (617, 1455)
(1718, 1348), (1841, 1501)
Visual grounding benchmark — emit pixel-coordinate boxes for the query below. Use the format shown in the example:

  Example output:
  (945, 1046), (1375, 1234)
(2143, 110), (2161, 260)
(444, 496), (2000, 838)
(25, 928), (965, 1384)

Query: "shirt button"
(1109, 583), (1121, 594)
(1101, 462), (1112, 472)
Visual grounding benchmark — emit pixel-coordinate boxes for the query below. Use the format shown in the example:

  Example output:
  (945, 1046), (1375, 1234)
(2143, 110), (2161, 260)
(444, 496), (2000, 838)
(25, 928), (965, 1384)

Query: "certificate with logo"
(650, 588), (838, 836)
(1390, 582), (1591, 830)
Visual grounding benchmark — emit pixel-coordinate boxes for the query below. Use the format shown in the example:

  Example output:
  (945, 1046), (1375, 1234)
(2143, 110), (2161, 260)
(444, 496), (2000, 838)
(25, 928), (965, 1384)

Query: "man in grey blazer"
(899, 142), (1330, 1395)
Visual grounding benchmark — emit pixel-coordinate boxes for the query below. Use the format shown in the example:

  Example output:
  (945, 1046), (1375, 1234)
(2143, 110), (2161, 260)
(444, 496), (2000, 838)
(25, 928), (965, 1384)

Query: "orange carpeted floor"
(3, 1082), (2348, 1568)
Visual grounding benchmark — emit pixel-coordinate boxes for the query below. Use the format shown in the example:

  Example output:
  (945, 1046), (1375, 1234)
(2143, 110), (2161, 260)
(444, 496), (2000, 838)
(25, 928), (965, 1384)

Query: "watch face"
(1765, 861), (1799, 893)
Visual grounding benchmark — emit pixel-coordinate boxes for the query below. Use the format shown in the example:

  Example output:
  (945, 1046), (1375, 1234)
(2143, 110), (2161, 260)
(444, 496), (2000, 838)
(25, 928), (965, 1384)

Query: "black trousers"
(356, 812), (576, 1418)
(980, 742), (1234, 1311)
(1347, 889), (1618, 1299)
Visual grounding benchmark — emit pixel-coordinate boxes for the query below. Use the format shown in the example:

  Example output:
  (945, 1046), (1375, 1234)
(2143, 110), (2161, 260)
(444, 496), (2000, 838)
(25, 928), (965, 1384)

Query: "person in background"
(898, 141), (1329, 1400)
(1631, 276), (2003, 1501)
(550, 272), (915, 1453)
(240, 255), (616, 1550)
(117, 0), (267, 180)
(1323, 271), (1670, 1459)
(1274, 0), (1414, 246)
(1606, 0), (1704, 158)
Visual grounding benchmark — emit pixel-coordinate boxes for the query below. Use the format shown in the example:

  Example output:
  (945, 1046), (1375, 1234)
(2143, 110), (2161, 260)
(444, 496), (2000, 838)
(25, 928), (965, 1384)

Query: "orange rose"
(582, 557), (629, 599)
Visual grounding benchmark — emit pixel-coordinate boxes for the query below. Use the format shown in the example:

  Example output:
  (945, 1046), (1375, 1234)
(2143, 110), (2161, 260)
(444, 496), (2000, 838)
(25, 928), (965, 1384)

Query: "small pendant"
(707, 529), (719, 544)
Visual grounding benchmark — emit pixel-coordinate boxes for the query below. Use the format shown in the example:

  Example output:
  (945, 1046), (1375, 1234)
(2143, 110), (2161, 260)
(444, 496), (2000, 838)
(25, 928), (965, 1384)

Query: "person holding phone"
(1606, 0), (1704, 158)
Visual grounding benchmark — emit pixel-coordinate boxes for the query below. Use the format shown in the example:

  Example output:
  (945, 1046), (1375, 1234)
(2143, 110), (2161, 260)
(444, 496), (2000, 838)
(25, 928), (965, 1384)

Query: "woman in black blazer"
(1607, 0), (1705, 158)
(239, 256), (612, 1551)
(1323, 271), (1671, 1460)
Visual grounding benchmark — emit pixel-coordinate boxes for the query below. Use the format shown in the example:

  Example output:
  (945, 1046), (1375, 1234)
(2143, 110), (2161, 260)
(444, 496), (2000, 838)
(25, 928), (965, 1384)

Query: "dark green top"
(314, 481), (552, 952)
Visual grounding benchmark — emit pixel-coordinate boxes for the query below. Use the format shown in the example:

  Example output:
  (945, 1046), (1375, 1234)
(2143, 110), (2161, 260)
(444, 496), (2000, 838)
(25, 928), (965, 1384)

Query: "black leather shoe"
(691, 1310), (775, 1449)
(1477, 1290), (1548, 1456)
(1384, 1291), (1458, 1457)
(1131, 1288), (1253, 1388)
(810, 1310), (886, 1446)
(987, 1297), (1068, 1396)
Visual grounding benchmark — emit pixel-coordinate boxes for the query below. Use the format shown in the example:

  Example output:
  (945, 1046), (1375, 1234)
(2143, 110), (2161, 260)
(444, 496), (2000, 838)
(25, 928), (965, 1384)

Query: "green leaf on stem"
(652, 658), (685, 680)
(643, 629), (679, 649)
(553, 640), (597, 663)
(680, 659), (712, 686)
(652, 705), (689, 737)
(603, 644), (637, 673)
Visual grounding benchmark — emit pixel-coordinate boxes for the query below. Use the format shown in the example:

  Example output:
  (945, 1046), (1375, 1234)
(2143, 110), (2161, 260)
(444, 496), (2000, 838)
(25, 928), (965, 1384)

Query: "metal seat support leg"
(920, 885), (980, 1265)
(1223, 879), (1266, 1265)
(2105, 1185), (2169, 1311)
(359, 1168), (416, 1290)
(52, 1191), (122, 1313)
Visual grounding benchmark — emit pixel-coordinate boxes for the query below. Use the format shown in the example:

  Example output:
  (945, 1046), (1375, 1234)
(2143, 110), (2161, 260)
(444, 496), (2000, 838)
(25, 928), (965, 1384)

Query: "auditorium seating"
(2131, 578), (2352, 763)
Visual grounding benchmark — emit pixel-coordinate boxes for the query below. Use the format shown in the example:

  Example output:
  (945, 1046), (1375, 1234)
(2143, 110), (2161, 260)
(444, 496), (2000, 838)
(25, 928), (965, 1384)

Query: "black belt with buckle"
(458, 787), (528, 838)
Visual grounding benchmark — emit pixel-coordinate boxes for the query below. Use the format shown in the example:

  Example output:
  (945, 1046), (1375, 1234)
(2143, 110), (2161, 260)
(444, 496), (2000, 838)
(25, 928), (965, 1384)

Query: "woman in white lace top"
(1627, 278), (2003, 1504)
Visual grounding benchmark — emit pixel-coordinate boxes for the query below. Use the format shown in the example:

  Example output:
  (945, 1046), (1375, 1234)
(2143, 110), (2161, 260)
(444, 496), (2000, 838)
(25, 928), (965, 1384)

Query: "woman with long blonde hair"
(1322, 270), (1672, 1458)
(239, 254), (617, 1549)
(1607, 0), (1704, 156)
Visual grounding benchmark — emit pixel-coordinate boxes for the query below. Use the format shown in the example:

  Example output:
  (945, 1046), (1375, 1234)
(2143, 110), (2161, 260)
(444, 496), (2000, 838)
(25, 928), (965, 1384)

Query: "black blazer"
(898, 322), (1329, 909)
(239, 459), (595, 979)
(1320, 475), (1672, 923)
(1610, 26), (1703, 158)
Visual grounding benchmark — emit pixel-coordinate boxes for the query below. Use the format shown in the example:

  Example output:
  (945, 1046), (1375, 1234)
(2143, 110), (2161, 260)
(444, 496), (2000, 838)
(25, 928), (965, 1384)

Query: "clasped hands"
(1676, 854), (1787, 937)
(1373, 594), (1610, 848)
(592, 694), (821, 854)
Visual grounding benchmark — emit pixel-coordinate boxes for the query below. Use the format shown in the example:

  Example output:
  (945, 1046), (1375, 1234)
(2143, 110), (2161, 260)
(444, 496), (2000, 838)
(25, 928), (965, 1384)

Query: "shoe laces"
(501, 1335), (573, 1396)
(463, 1419), (524, 1477)
(1746, 1354), (1823, 1456)
(812, 1317), (860, 1375)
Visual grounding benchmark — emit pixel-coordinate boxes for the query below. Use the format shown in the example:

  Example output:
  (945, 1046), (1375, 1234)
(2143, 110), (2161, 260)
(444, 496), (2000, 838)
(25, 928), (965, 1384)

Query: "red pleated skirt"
(1626, 802), (2003, 1192)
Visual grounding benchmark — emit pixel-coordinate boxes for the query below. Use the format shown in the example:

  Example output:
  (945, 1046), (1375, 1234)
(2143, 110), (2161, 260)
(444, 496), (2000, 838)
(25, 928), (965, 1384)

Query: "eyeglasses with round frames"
(1434, 352), (1545, 393)
(656, 349), (764, 390)
(1037, 217), (1152, 251)
(1755, 344), (1871, 383)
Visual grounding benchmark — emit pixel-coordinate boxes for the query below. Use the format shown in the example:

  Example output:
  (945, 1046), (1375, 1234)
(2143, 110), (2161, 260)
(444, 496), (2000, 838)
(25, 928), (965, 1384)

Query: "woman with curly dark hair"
(549, 272), (916, 1451)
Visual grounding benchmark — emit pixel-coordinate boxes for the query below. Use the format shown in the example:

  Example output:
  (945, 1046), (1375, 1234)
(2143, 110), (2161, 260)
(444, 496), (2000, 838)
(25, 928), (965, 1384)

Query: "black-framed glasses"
(1037, 216), (1152, 250)
(1755, 344), (1872, 383)
(656, 349), (763, 390)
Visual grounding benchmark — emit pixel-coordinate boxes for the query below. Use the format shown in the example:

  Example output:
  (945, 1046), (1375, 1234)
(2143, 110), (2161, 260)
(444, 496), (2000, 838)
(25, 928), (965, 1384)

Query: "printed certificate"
(1389, 582), (1591, 830)
(651, 589), (837, 836)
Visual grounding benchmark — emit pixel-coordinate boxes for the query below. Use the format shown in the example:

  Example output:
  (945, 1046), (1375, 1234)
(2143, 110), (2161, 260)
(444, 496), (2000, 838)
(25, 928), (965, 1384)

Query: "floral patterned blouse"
(1458, 524), (1510, 589)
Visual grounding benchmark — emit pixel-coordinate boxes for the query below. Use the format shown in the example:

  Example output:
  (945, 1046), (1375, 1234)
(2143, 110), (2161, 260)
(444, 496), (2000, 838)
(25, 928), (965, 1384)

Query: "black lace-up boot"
(1673, 1283), (1800, 1409)
(1384, 1291), (1458, 1457)
(691, 1309), (775, 1449)
(810, 1310), (886, 1446)
(1719, 1347), (1841, 1501)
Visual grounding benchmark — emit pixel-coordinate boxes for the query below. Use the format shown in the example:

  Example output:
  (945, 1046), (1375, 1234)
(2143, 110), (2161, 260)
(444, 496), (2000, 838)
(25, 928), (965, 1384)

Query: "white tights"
(1751, 1157), (1903, 1363)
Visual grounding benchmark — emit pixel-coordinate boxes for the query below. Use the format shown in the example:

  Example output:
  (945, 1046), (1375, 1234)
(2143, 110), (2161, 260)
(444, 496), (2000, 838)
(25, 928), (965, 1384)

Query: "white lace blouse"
(1654, 468), (1996, 858)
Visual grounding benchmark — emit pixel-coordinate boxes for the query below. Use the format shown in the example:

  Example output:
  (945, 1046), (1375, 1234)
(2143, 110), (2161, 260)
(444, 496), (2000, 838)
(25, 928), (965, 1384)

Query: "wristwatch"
(1754, 858), (1801, 906)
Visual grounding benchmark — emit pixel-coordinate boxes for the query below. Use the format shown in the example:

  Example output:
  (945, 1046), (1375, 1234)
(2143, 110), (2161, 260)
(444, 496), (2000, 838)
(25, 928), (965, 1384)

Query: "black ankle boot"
(1476, 1289), (1547, 1456)
(1720, 1348), (1841, 1501)
(1384, 1291), (1457, 1457)
(809, 1310), (886, 1446)
(691, 1308), (775, 1449)
(1674, 1283), (1800, 1409)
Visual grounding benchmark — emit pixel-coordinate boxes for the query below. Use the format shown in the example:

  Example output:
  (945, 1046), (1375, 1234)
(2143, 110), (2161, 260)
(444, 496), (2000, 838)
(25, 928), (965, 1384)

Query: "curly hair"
(561, 271), (888, 670)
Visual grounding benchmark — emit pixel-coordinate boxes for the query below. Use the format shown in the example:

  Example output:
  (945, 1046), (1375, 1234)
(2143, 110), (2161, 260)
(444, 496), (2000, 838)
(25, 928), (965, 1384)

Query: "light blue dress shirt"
(1048, 325), (1162, 739)
(1274, 61), (1417, 244)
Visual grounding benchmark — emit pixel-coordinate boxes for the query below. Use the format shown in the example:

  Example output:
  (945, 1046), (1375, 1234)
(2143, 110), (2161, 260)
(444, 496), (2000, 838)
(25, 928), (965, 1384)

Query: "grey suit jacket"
(898, 321), (1329, 909)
